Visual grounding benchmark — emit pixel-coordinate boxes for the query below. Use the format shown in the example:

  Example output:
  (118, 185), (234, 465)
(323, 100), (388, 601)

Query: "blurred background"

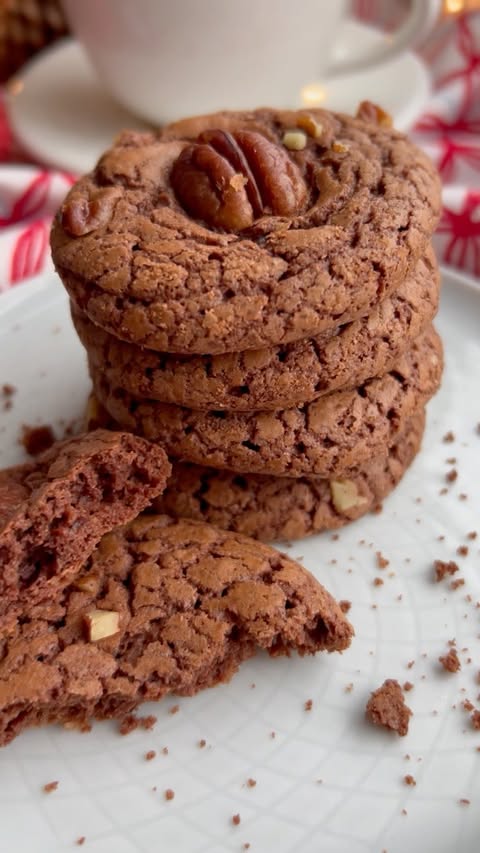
(0, 0), (478, 290)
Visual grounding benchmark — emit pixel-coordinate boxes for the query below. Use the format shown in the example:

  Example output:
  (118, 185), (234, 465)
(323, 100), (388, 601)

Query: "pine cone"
(0, 0), (68, 82)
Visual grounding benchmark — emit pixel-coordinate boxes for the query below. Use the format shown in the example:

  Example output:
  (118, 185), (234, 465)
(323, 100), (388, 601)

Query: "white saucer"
(6, 22), (430, 175)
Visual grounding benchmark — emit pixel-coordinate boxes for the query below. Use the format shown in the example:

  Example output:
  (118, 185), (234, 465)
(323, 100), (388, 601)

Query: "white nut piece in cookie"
(330, 480), (367, 513)
(84, 608), (120, 642)
(282, 129), (307, 151)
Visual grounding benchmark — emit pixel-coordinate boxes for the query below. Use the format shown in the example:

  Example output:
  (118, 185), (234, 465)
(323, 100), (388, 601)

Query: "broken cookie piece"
(0, 430), (170, 632)
(0, 515), (353, 747)
(366, 679), (412, 736)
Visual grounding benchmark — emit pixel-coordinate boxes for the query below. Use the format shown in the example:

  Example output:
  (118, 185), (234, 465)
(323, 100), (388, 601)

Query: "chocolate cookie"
(51, 107), (441, 354)
(0, 430), (170, 633)
(0, 515), (353, 747)
(91, 327), (442, 478)
(72, 248), (439, 411)
(152, 411), (425, 540)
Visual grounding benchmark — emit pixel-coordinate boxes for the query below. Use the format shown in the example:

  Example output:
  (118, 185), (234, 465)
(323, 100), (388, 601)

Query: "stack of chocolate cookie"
(51, 104), (443, 541)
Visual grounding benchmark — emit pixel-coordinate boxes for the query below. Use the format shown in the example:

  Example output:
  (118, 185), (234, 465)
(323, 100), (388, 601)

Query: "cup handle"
(329, 0), (441, 76)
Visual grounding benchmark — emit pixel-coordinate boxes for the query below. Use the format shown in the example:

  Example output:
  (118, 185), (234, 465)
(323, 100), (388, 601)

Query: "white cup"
(62, 0), (440, 126)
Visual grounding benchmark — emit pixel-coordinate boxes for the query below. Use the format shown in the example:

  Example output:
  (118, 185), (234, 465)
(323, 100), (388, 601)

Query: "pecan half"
(171, 129), (307, 231)
(60, 187), (120, 237)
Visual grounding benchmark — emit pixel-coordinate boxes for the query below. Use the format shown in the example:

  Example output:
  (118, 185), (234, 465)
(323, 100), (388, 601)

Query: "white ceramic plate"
(6, 23), (430, 175)
(0, 266), (479, 853)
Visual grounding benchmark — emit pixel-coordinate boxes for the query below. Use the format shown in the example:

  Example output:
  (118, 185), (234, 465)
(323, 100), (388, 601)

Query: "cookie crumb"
(443, 431), (455, 443)
(446, 469), (458, 483)
(119, 714), (157, 735)
(169, 704), (180, 715)
(471, 711), (480, 730)
(459, 798), (470, 806)
(345, 682), (354, 693)
(243, 844), (251, 850)
(457, 545), (469, 557)
(198, 739), (206, 748)
(162, 746), (169, 755)
(366, 679), (412, 736)
(1, 383), (15, 410)
(450, 578), (465, 590)
(247, 778), (256, 788)
(404, 774), (416, 786)
(463, 699), (474, 712)
(165, 789), (175, 801)
(403, 681), (414, 692)
(43, 781), (58, 794)
(232, 813), (241, 826)
(304, 699), (313, 711)
(145, 750), (156, 761)
(373, 577), (384, 587)
(21, 424), (55, 456)
(270, 731), (276, 739)
(467, 531), (477, 540)
(439, 648), (461, 672)
(75, 838), (86, 847)
(401, 808), (407, 816)
(434, 559), (459, 582)
(376, 551), (389, 569)
(339, 600), (351, 613)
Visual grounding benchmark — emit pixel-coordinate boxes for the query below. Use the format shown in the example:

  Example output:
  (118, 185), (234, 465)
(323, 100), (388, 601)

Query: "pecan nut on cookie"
(51, 106), (441, 355)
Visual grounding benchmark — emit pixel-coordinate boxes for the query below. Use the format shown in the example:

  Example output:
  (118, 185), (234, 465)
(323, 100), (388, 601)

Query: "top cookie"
(51, 106), (441, 354)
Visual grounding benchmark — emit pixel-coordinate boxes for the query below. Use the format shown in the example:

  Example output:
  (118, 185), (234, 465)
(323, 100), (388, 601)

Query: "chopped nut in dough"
(297, 114), (324, 138)
(84, 609), (120, 642)
(282, 129), (307, 151)
(74, 573), (101, 595)
(330, 480), (367, 513)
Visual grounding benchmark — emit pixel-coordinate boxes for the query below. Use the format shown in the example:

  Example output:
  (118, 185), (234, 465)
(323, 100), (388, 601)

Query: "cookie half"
(73, 248), (439, 411)
(0, 515), (353, 747)
(152, 410), (425, 541)
(91, 326), (442, 478)
(0, 430), (170, 633)
(51, 107), (441, 354)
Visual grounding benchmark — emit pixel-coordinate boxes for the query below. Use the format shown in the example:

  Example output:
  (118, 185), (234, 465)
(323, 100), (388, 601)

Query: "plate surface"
(0, 267), (479, 853)
(6, 23), (430, 174)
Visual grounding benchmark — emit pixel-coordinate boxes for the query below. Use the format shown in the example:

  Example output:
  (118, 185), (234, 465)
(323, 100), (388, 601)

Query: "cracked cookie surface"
(0, 430), (170, 633)
(91, 327), (442, 478)
(73, 248), (439, 411)
(51, 107), (441, 354)
(152, 411), (425, 540)
(0, 515), (353, 747)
